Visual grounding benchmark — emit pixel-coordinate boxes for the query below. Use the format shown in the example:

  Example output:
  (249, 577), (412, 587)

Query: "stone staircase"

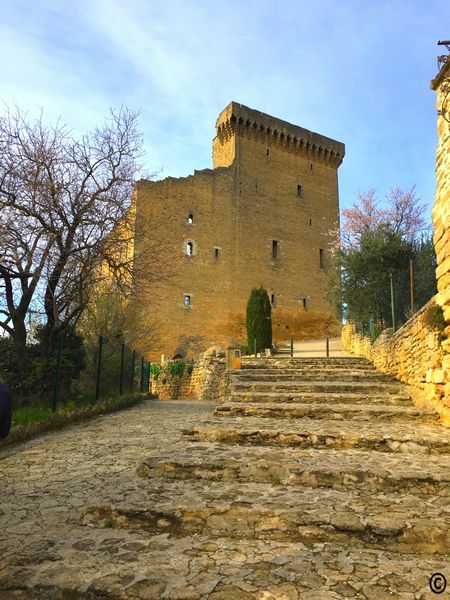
(83, 356), (450, 599)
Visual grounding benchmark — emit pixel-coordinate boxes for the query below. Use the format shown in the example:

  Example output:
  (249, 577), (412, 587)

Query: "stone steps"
(185, 417), (450, 454)
(241, 360), (373, 370)
(13, 535), (447, 599)
(227, 391), (412, 405)
(137, 446), (450, 495)
(82, 479), (450, 555)
(231, 371), (397, 382)
(230, 380), (405, 394)
(214, 402), (437, 422)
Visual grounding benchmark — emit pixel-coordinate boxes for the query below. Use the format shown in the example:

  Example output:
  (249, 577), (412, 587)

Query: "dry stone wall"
(342, 299), (448, 422)
(431, 58), (450, 408)
(151, 356), (226, 402)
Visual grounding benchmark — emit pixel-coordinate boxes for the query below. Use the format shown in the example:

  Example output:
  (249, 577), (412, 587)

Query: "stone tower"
(133, 102), (345, 358)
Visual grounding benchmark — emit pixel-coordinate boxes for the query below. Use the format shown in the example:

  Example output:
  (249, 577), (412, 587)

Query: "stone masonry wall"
(151, 356), (226, 402)
(431, 59), (450, 407)
(342, 299), (448, 422)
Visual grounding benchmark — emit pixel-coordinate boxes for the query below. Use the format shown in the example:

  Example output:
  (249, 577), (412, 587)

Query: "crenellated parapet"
(214, 101), (345, 167)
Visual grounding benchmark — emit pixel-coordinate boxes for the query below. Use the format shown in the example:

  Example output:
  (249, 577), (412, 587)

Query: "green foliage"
(413, 237), (438, 308)
(169, 360), (185, 377)
(329, 225), (437, 332)
(186, 363), (194, 375)
(150, 363), (162, 380)
(35, 325), (86, 398)
(0, 326), (86, 405)
(371, 324), (383, 342)
(423, 302), (446, 333)
(246, 287), (272, 353)
(0, 337), (20, 392)
(161, 377), (167, 385)
(341, 225), (412, 327)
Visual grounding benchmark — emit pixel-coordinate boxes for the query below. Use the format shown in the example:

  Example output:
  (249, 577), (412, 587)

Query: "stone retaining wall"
(342, 299), (449, 422)
(151, 356), (226, 401)
(431, 59), (450, 417)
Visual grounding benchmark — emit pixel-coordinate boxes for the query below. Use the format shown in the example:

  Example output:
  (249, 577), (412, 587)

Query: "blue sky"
(1, 0), (448, 222)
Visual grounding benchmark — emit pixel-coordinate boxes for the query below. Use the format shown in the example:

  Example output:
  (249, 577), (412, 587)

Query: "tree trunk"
(11, 314), (28, 375)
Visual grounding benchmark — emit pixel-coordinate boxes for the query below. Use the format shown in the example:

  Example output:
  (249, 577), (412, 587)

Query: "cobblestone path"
(2, 357), (450, 599)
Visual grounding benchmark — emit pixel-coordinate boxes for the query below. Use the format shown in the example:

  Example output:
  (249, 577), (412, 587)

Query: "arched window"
(186, 241), (193, 256)
(188, 213), (194, 224)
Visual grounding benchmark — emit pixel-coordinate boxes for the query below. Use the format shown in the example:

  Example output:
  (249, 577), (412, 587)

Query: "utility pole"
(390, 273), (396, 332)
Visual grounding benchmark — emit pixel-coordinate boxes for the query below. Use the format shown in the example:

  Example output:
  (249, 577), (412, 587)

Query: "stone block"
(432, 369), (446, 384)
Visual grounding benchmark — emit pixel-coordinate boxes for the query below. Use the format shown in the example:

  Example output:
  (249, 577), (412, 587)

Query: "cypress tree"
(246, 287), (272, 353)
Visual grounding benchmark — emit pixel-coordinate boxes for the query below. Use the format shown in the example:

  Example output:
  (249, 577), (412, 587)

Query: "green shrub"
(371, 324), (383, 342)
(186, 363), (194, 375)
(150, 363), (162, 380)
(169, 360), (185, 377)
(423, 302), (446, 334)
(161, 377), (167, 385)
(246, 287), (272, 353)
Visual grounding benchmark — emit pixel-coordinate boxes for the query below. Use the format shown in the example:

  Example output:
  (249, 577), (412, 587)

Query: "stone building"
(133, 102), (345, 358)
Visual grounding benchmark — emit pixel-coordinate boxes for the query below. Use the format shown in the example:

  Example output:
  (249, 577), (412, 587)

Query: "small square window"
(271, 293), (276, 307)
(214, 247), (220, 259)
(297, 184), (303, 197)
(183, 294), (191, 307)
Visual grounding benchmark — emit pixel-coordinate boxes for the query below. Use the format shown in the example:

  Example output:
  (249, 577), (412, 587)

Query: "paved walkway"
(274, 337), (353, 358)
(1, 356), (450, 599)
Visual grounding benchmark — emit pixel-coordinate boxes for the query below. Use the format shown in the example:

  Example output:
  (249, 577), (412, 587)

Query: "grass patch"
(12, 407), (52, 428)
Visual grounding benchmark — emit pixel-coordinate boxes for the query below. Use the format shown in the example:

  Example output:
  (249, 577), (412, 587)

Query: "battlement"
(214, 101), (345, 167)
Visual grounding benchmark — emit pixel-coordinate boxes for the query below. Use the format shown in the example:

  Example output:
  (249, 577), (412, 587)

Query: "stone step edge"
(185, 426), (450, 455)
(81, 503), (450, 556)
(137, 456), (450, 491)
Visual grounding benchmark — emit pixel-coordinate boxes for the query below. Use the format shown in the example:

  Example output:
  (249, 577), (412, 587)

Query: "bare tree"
(0, 105), (155, 366)
(341, 185), (428, 248)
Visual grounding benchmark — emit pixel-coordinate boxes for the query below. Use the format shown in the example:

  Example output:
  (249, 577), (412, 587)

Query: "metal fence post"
(119, 342), (125, 395)
(140, 356), (145, 393)
(390, 273), (396, 331)
(326, 337), (329, 357)
(130, 349), (136, 392)
(95, 335), (103, 403)
(51, 334), (63, 412)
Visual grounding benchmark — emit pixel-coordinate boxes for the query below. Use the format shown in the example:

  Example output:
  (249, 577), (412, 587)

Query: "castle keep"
(134, 102), (345, 357)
